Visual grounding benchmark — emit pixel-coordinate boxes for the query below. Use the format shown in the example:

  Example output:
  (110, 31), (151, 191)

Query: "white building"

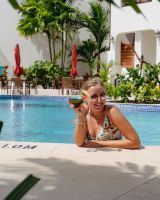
(109, 0), (160, 79)
(0, 0), (110, 78)
(0, 0), (160, 79)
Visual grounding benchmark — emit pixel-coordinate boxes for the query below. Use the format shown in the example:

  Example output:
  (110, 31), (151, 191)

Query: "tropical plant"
(99, 62), (111, 82)
(99, 0), (146, 14)
(115, 82), (132, 102)
(18, 1), (50, 55)
(17, 0), (79, 66)
(41, 0), (78, 67)
(107, 63), (160, 103)
(81, 2), (109, 73)
(24, 60), (70, 88)
(9, 0), (151, 14)
(24, 60), (50, 88)
(107, 84), (120, 101)
(7, 0), (20, 9)
(4, 174), (40, 200)
(77, 39), (97, 76)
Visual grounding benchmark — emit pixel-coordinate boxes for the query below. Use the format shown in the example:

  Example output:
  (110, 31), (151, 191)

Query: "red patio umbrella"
(14, 44), (23, 77)
(70, 44), (78, 76)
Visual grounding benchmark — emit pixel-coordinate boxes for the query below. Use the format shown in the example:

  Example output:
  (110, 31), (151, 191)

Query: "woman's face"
(86, 84), (106, 111)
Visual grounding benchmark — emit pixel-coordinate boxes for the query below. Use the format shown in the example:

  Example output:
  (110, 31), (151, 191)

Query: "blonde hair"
(81, 77), (105, 91)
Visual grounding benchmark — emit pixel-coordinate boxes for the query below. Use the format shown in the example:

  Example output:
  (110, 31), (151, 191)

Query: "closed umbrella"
(70, 44), (78, 76)
(14, 44), (23, 77)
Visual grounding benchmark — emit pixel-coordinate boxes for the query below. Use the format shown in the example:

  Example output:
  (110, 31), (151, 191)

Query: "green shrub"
(107, 63), (160, 103)
(24, 61), (70, 88)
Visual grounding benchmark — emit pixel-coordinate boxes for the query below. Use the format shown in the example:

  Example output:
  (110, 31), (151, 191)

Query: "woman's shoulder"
(105, 104), (124, 122)
(105, 103), (118, 110)
(105, 104), (120, 114)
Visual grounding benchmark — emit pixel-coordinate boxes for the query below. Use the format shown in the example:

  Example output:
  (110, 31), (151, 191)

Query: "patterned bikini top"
(87, 115), (122, 141)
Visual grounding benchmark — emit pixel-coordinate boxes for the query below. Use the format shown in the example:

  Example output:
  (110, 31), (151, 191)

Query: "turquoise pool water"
(0, 97), (160, 145)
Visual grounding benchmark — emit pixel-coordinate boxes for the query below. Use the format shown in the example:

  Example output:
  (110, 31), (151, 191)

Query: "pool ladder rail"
(0, 121), (3, 133)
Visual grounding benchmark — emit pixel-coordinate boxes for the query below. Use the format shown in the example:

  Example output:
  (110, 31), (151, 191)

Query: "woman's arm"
(83, 107), (141, 149)
(70, 103), (89, 147)
(74, 114), (88, 147)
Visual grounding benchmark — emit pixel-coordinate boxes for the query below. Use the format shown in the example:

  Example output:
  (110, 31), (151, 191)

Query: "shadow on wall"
(0, 50), (11, 66)
(0, 150), (159, 200)
(30, 30), (91, 72)
(30, 33), (64, 64)
(30, 33), (50, 61)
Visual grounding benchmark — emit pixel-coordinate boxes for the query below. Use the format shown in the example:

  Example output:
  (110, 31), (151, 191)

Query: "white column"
(11, 82), (14, 95)
(156, 37), (160, 63)
(23, 81), (26, 95)
(134, 32), (142, 65)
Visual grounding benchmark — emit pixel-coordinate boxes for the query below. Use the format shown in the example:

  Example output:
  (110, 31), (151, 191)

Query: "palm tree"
(81, 2), (109, 73)
(77, 39), (97, 76)
(17, 0), (80, 67)
(7, 0), (20, 9)
(17, 0), (54, 61)
(52, 0), (78, 68)
(40, 0), (77, 65)
(9, 0), (155, 14)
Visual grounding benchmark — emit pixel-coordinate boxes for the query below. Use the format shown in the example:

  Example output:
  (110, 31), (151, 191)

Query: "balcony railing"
(122, 0), (152, 7)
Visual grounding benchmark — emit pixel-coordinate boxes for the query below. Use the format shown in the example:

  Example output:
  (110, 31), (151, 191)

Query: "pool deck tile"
(0, 141), (160, 200)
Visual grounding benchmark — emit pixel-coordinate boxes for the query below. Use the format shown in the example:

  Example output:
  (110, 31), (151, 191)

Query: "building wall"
(0, 0), (50, 78)
(111, 0), (160, 34)
(110, 0), (160, 75)
(141, 30), (156, 64)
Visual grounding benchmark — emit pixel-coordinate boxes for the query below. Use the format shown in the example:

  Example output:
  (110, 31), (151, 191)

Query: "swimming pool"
(0, 96), (160, 145)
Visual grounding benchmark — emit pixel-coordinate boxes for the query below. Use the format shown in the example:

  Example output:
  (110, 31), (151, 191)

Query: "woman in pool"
(70, 77), (141, 149)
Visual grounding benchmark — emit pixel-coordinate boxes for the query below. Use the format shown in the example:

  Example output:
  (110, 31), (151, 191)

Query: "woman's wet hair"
(81, 77), (105, 91)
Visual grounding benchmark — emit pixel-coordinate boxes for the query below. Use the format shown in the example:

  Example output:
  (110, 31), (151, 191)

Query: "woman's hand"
(70, 102), (89, 120)
(83, 140), (103, 148)
(70, 102), (89, 147)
